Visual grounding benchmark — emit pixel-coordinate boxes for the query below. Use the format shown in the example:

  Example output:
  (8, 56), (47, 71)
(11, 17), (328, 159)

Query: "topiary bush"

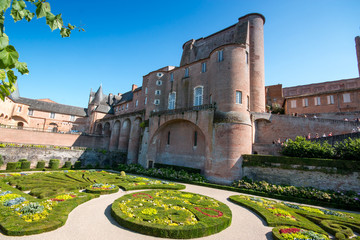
(6, 162), (18, 171)
(0, 155), (4, 166)
(74, 161), (81, 169)
(63, 161), (72, 169)
(20, 161), (31, 170)
(49, 159), (60, 169)
(36, 161), (45, 169)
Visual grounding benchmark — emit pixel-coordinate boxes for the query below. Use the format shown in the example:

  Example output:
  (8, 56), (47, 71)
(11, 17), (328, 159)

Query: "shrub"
(0, 155), (4, 166)
(85, 164), (93, 169)
(36, 161), (46, 169)
(20, 161), (31, 169)
(334, 138), (360, 161)
(63, 161), (72, 169)
(74, 161), (82, 169)
(18, 159), (27, 162)
(120, 171), (126, 177)
(49, 159), (60, 169)
(6, 162), (18, 170)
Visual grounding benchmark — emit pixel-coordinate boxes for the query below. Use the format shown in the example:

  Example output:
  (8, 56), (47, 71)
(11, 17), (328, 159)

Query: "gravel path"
(0, 183), (279, 240)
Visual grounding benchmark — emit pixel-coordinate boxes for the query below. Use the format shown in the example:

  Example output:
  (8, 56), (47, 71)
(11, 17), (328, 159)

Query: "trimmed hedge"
(111, 190), (232, 238)
(6, 162), (18, 171)
(242, 154), (359, 173)
(49, 159), (60, 169)
(0, 155), (3, 166)
(20, 161), (31, 170)
(36, 161), (45, 169)
(154, 163), (201, 174)
(74, 161), (81, 169)
(63, 161), (72, 169)
(85, 185), (119, 195)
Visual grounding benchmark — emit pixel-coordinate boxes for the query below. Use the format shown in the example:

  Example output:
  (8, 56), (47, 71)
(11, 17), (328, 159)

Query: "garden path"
(0, 183), (274, 240)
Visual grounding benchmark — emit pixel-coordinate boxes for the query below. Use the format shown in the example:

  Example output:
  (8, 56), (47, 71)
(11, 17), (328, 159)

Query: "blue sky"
(5, 0), (360, 108)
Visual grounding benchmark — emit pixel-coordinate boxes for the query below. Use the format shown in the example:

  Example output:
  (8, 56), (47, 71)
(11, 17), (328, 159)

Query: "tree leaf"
(0, 33), (9, 50)
(7, 70), (17, 84)
(0, 0), (11, 12)
(0, 14), (4, 35)
(60, 27), (71, 38)
(35, 1), (50, 19)
(0, 69), (6, 80)
(10, 8), (25, 22)
(24, 10), (35, 22)
(0, 45), (19, 69)
(15, 61), (28, 75)
(46, 12), (63, 31)
(67, 23), (75, 30)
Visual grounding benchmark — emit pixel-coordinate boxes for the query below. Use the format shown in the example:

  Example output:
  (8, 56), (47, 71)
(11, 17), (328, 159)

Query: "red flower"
(279, 228), (301, 234)
(50, 198), (65, 202)
(70, 195), (76, 198)
(132, 193), (153, 199)
(194, 207), (223, 218)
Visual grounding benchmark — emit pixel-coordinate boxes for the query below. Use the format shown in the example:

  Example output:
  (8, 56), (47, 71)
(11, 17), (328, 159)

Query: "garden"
(229, 195), (360, 240)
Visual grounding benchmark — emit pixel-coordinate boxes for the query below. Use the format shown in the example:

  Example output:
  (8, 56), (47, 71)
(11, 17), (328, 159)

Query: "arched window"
(168, 92), (176, 110)
(194, 86), (203, 106)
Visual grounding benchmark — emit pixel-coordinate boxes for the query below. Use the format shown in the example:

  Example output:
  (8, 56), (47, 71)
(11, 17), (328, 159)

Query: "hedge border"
(111, 190), (232, 239)
(153, 163), (201, 174)
(85, 186), (119, 195)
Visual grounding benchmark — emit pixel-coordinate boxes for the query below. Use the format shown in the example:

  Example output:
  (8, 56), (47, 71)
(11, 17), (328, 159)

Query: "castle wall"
(0, 128), (108, 149)
(255, 114), (359, 144)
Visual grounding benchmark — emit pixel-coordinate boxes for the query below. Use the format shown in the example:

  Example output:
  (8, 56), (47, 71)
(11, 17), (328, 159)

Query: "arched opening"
(118, 119), (131, 152)
(109, 120), (121, 151)
(95, 123), (103, 135)
(49, 123), (58, 132)
(17, 122), (24, 129)
(148, 119), (206, 171)
(103, 122), (111, 137)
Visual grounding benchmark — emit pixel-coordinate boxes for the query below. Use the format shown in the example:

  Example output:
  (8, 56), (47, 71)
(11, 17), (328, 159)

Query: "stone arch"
(49, 122), (58, 132)
(109, 120), (121, 151)
(147, 119), (208, 172)
(127, 117), (142, 164)
(0, 113), (4, 118)
(103, 122), (111, 137)
(118, 119), (131, 152)
(253, 118), (271, 144)
(17, 122), (24, 129)
(95, 123), (103, 135)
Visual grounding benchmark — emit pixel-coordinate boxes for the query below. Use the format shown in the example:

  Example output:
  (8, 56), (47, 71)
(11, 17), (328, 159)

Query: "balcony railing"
(150, 104), (216, 117)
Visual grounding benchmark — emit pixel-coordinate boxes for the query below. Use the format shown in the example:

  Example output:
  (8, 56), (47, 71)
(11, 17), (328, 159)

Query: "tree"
(0, 0), (84, 100)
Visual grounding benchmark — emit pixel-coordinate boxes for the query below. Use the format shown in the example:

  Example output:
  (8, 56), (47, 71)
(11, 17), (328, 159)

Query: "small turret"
(91, 84), (105, 105)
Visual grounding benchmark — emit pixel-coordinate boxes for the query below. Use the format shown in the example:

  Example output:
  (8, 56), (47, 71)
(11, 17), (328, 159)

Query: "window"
(303, 98), (308, 107)
(201, 62), (207, 73)
(290, 100), (297, 108)
(154, 99), (160, 105)
(343, 93), (351, 103)
(236, 91), (242, 104)
(184, 67), (189, 77)
(167, 131), (170, 145)
(70, 115), (75, 121)
(156, 80), (162, 86)
(28, 109), (33, 116)
(50, 112), (55, 119)
(246, 51), (249, 64)
(217, 49), (224, 62)
(170, 73), (174, 82)
(209, 94), (212, 104)
(194, 131), (198, 147)
(314, 97), (321, 106)
(126, 103), (128, 109)
(194, 86), (203, 106)
(247, 95), (250, 110)
(145, 87), (148, 94)
(155, 90), (161, 95)
(168, 92), (176, 110)
(17, 106), (21, 112)
(144, 97), (147, 105)
(135, 100), (138, 107)
(122, 105), (124, 110)
(327, 95), (334, 104)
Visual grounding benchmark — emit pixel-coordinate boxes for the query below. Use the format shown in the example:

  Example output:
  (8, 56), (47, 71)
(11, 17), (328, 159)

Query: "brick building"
(1, 15), (359, 184)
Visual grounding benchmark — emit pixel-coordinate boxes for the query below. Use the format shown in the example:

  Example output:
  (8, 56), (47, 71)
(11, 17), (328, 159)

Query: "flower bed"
(111, 190), (232, 238)
(117, 176), (186, 191)
(272, 226), (330, 240)
(85, 183), (119, 195)
(230, 195), (360, 239)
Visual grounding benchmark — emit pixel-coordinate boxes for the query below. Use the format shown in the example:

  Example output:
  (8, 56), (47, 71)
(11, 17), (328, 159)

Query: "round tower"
(247, 14), (265, 112)
(356, 36), (360, 77)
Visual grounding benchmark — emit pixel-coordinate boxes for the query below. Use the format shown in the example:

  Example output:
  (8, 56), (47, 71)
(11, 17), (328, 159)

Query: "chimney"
(356, 36), (360, 77)
(132, 84), (138, 91)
